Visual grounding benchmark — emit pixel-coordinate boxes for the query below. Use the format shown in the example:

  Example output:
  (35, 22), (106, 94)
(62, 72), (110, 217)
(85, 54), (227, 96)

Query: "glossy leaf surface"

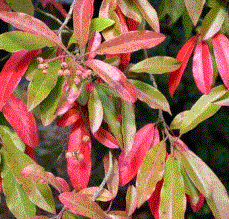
(2, 95), (39, 148)
(129, 56), (181, 74)
(126, 185), (137, 216)
(90, 17), (115, 33)
(86, 31), (102, 60)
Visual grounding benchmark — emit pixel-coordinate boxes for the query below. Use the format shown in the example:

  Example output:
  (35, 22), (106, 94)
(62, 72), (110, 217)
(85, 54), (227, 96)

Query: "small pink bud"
(86, 82), (94, 92)
(43, 63), (49, 69)
(42, 69), (48, 74)
(61, 62), (68, 69)
(58, 69), (64, 76)
(76, 70), (83, 75)
(37, 57), (44, 64)
(63, 69), (71, 75)
(38, 64), (45, 70)
(74, 76), (81, 84)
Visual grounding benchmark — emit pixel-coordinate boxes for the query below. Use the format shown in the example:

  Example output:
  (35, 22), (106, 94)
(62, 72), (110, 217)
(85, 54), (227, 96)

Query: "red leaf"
(169, 35), (198, 97)
(56, 177), (71, 193)
(25, 145), (37, 162)
(149, 126), (160, 149)
(73, 0), (94, 48)
(118, 123), (157, 186)
(0, 49), (41, 110)
(187, 192), (205, 212)
(212, 33), (229, 89)
(148, 180), (164, 219)
(85, 59), (137, 103)
(0, 175), (2, 194)
(0, 0), (11, 11)
(57, 104), (81, 127)
(0, 11), (63, 48)
(49, 0), (67, 18)
(86, 31), (102, 60)
(2, 95), (39, 148)
(67, 121), (91, 191)
(94, 127), (120, 149)
(193, 41), (213, 94)
(97, 30), (166, 54)
(126, 17), (139, 31)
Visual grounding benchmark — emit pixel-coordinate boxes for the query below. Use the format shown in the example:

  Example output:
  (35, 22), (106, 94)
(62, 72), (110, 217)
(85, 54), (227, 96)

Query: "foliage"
(0, 0), (229, 218)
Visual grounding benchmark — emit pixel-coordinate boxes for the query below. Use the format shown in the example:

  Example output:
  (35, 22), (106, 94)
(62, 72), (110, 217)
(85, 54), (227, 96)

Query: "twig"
(93, 150), (113, 201)
(58, 0), (76, 37)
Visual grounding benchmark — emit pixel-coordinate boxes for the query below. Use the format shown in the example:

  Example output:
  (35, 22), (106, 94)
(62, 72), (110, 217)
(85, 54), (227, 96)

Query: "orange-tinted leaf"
(57, 104), (81, 127)
(78, 187), (114, 202)
(56, 177), (71, 193)
(212, 33), (229, 89)
(0, 49), (41, 110)
(59, 192), (107, 219)
(67, 121), (91, 191)
(86, 31), (102, 60)
(94, 127), (120, 149)
(0, 12), (63, 48)
(0, 0), (11, 11)
(85, 59), (137, 103)
(118, 123), (157, 186)
(135, 0), (160, 32)
(193, 41), (213, 94)
(136, 141), (166, 208)
(73, 0), (94, 48)
(126, 185), (137, 216)
(2, 95), (39, 148)
(169, 35), (198, 97)
(97, 30), (165, 54)
(148, 180), (163, 219)
(103, 154), (119, 198)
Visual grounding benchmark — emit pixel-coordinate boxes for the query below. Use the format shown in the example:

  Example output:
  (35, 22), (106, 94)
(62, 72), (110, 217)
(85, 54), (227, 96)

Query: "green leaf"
(90, 18), (115, 33)
(0, 125), (56, 214)
(0, 31), (55, 52)
(63, 211), (85, 219)
(126, 185), (137, 216)
(129, 56), (181, 74)
(96, 85), (123, 148)
(88, 88), (103, 133)
(159, 155), (186, 219)
(27, 59), (61, 111)
(77, 81), (89, 106)
(180, 85), (227, 134)
(121, 101), (136, 154)
(130, 79), (171, 114)
(1, 155), (36, 219)
(136, 141), (166, 208)
(200, 2), (226, 40)
(40, 76), (65, 126)
(6, 0), (34, 15)
(170, 110), (189, 130)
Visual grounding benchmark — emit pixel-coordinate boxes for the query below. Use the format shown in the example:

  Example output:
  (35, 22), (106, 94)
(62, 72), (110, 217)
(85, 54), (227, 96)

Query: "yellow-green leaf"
(170, 110), (189, 130)
(126, 185), (137, 216)
(6, 0), (34, 15)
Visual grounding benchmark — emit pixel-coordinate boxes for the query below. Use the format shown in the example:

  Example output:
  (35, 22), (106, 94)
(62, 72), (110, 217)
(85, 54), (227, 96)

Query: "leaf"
(169, 35), (198, 97)
(118, 123), (158, 186)
(200, 3), (226, 40)
(93, 127), (120, 149)
(6, 0), (34, 15)
(103, 154), (119, 198)
(0, 31), (55, 52)
(159, 155), (186, 219)
(212, 33), (229, 89)
(148, 180), (164, 219)
(121, 101), (136, 154)
(170, 110), (189, 130)
(180, 85), (227, 134)
(2, 95), (39, 148)
(27, 59), (60, 111)
(213, 91), (229, 106)
(126, 185), (137, 216)
(129, 56), (181, 74)
(130, 79), (171, 114)
(59, 192), (107, 219)
(0, 126), (56, 214)
(56, 177), (70, 193)
(97, 30), (165, 54)
(78, 187), (114, 202)
(192, 40), (213, 94)
(90, 17), (115, 33)
(57, 104), (81, 127)
(118, 0), (142, 23)
(0, 0), (11, 11)
(86, 59), (137, 103)
(136, 141), (166, 208)
(40, 76), (65, 126)
(0, 49), (41, 110)
(67, 121), (91, 191)
(134, 0), (160, 32)
(73, 0), (94, 48)
(1, 157), (36, 219)
(185, 0), (206, 26)
(96, 86), (123, 147)
(0, 12), (64, 48)
(88, 88), (103, 133)
(108, 211), (131, 219)
(181, 149), (229, 218)
(86, 31), (102, 60)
